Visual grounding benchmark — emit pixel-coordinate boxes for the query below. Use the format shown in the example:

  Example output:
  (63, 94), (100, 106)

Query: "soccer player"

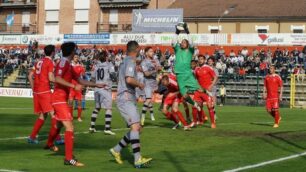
(140, 46), (161, 125)
(160, 74), (191, 130)
(263, 65), (283, 128)
(45, 42), (104, 167)
(193, 56), (218, 129)
(27, 45), (63, 145)
(68, 55), (85, 122)
(109, 41), (152, 168)
(172, 23), (202, 111)
(89, 51), (116, 135)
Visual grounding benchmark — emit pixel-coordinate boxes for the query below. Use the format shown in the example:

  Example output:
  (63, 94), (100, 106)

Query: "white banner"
(1, 35), (21, 44)
(0, 87), (33, 98)
(110, 34), (155, 45)
(20, 35), (64, 45)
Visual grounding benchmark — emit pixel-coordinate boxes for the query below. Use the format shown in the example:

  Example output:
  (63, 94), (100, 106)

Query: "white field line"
(0, 169), (25, 172)
(0, 108), (32, 110)
(0, 126), (159, 141)
(223, 151), (306, 172)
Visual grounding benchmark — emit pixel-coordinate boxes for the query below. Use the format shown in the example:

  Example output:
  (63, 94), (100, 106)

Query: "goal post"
(290, 74), (306, 109)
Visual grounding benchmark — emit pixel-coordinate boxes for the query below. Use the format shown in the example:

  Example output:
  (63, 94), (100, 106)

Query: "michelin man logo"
(134, 12), (143, 26)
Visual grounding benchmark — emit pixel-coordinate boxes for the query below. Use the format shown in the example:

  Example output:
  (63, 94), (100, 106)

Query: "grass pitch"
(0, 97), (306, 172)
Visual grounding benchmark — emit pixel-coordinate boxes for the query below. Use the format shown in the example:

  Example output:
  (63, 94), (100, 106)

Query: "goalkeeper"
(172, 22), (202, 111)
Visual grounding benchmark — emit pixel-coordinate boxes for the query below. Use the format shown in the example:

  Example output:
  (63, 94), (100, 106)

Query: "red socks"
(208, 108), (215, 124)
(192, 107), (198, 123)
(274, 111), (280, 124)
(173, 111), (187, 126)
(77, 107), (82, 119)
(65, 131), (74, 160)
(30, 118), (45, 139)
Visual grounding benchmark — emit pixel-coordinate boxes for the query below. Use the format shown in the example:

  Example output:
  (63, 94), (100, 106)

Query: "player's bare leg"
(62, 121), (84, 167)
(183, 101), (191, 122)
(76, 100), (82, 122)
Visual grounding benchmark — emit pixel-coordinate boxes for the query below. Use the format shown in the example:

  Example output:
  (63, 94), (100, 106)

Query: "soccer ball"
(176, 22), (186, 31)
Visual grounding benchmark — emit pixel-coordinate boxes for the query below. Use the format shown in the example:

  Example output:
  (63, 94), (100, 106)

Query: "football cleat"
(44, 145), (59, 152)
(77, 118), (82, 122)
(64, 159), (84, 167)
(273, 124), (279, 128)
(188, 122), (196, 128)
(89, 127), (97, 133)
(141, 114), (145, 126)
(134, 156), (152, 168)
(104, 130), (116, 135)
(211, 123), (216, 129)
(109, 148), (123, 164)
(184, 126), (191, 131)
(150, 115), (155, 121)
(55, 138), (65, 145)
(172, 123), (180, 130)
(27, 137), (39, 144)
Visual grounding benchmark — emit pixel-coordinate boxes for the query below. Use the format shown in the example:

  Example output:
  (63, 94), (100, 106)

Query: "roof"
(169, 0), (306, 21)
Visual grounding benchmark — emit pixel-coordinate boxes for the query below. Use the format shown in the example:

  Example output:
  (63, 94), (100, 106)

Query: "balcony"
(0, 0), (37, 8)
(98, 0), (150, 8)
(97, 22), (132, 33)
(0, 23), (36, 34)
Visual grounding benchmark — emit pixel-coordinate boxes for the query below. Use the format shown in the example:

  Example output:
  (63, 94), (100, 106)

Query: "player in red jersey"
(263, 65), (283, 128)
(44, 42), (104, 167)
(27, 45), (63, 145)
(160, 73), (191, 131)
(68, 55), (85, 122)
(193, 56), (218, 128)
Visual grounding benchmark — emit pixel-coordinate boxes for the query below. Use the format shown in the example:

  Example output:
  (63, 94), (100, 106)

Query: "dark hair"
(61, 42), (76, 57)
(207, 56), (215, 63)
(95, 51), (107, 63)
(44, 45), (55, 56)
(198, 54), (205, 59)
(144, 46), (153, 53)
(127, 41), (139, 54)
(161, 75), (169, 81)
(181, 39), (189, 47)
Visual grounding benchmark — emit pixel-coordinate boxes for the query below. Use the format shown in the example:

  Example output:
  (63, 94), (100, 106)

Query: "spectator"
(238, 67), (246, 81)
(227, 65), (235, 81)
(219, 85), (226, 106)
(241, 47), (249, 58)
(280, 65), (289, 83)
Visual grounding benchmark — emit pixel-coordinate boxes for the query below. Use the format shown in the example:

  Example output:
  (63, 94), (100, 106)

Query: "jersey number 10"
(97, 68), (105, 81)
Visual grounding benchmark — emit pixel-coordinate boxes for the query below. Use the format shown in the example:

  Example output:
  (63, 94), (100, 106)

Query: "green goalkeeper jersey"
(173, 43), (194, 74)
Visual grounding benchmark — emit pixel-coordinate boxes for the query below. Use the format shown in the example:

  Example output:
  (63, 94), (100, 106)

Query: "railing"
(97, 22), (132, 33)
(0, 0), (37, 7)
(0, 23), (36, 34)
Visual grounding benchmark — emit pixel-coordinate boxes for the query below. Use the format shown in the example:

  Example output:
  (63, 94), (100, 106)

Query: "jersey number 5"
(97, 68), (104, 81)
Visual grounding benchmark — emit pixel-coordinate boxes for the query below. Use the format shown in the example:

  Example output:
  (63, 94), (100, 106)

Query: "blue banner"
(63, 34), (110, 44)
(132, 9), (183, 33)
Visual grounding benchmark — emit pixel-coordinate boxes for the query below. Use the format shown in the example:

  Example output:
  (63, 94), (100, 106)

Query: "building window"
(46, 10), (59, 23)
(73, 24), (89, 34)
(208, 25), (221, 33)
(75, 10), (88, 23)
(255, 25), (269, 33)
(74, 0), (90, 9)
(44, 24), (59, 35)
(22, 12), (30, 27)
(109, 10), (118, 24)
(291, 25), (305, 33)
(45, 0), (60, 10)
(257, 29), (267, 33)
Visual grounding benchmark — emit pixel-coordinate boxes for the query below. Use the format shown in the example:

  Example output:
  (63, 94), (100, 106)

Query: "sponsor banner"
(132, 9), (183, 33)
(20, 35), (63, 45)
(231, 34), (306, 45)
(0, 87), (32, 98)
(1, 35), (21, 44)
(110, 34), (155, 45)
(63, 34), (110, 44)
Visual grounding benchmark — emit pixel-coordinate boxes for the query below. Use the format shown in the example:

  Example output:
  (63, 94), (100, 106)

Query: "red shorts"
(266, 99), (279, 111)
(164, 93), (182, 106)
(194, 91), (213, 105)
(52, 102), (73, 121)
(33, 92), (53, 114)
(69, 89), (82, 100)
